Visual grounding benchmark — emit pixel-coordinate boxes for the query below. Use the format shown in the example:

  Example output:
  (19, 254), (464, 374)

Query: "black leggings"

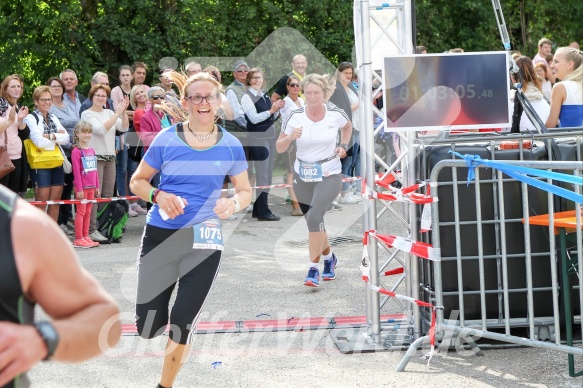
(293, 172), (342, 232)
(0, 157), (28, 194)
(135, 224), (222, 345)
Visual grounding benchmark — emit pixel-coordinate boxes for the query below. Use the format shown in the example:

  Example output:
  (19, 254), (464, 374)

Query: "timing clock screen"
(383, 52), (511, 131)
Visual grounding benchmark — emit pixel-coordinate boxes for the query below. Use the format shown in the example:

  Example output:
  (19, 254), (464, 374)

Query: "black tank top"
(0, 185), (34, 388)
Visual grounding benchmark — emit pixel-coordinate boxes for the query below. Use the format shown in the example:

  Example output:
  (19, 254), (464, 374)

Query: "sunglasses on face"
(151, 95), (165, 100)
(288, 83), (300, 87)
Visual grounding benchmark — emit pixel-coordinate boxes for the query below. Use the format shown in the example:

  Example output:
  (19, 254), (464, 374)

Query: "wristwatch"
(34, 321), (59, 361)
(339, 143), (349, 151)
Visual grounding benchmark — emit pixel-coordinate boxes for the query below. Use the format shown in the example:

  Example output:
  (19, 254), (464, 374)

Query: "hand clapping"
(116, 96), (130, 115)
(16, 106), (28, 121)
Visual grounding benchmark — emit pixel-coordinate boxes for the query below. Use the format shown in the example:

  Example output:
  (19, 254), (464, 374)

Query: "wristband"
(153, 189), (161, 204)
(227, 194), (240, 212)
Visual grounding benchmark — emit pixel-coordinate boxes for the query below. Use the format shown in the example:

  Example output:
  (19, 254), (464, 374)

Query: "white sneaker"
(89, 230), (109, 243)
(128, 208), (139, 217)
(347, 192), (362, 202)
(339, 194), (359, 204)
(131, 204), (148, 215)
(60, 224), (74, 236)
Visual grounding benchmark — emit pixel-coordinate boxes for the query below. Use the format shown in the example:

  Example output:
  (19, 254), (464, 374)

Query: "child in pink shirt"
(71, 121), (100, 248)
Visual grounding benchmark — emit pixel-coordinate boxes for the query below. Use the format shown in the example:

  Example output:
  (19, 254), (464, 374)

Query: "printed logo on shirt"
(214, 161), (222, 167)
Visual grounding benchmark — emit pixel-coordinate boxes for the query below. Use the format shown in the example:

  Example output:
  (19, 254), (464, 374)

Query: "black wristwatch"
(34, 321), (59, 361)
(339, 143), (349, 151)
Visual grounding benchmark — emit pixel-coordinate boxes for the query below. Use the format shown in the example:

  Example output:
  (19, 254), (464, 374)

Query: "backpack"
(96, 200), (129, 243)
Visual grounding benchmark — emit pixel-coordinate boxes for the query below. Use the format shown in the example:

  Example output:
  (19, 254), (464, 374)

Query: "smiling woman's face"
(184, 80), (220, 126)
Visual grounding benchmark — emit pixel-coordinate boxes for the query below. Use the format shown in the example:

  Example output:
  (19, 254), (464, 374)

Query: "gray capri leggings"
(135, 224), (222, 345)
(293, 172), (342, 232)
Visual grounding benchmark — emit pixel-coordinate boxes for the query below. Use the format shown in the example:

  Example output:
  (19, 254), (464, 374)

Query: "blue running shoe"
(322, 253), (338, 281)
(304, 267), (320, 287)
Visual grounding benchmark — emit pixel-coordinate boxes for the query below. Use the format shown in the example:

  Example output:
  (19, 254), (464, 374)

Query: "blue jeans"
(341, 154), (353, 193)
(116, 147), (128, 196)
(352, 136), (361, 191)
(341, 134), (360, 192)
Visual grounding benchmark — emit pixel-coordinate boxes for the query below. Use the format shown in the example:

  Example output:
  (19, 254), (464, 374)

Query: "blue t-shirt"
(144, 125), (248, 229)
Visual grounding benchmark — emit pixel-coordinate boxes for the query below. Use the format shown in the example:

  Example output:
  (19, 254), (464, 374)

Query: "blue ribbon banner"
(448, 150), (583, 204)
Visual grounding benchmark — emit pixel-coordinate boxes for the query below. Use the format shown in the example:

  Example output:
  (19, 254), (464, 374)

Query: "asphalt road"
(28, 187), (582, 387)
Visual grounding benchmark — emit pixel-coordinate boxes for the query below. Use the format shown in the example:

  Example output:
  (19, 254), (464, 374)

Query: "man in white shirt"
(225, 60), (250, 131)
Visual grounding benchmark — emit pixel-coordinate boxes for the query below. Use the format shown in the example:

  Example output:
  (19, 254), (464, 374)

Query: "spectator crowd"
(0, 38), (581, 247)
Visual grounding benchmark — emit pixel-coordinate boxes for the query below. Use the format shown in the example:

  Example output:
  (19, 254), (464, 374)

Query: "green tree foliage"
(0, 0), (354, 102)
(415, 0), (582, 55)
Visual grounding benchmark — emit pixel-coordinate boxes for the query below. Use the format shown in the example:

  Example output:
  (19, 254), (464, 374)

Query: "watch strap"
(34, 321), (59, 361)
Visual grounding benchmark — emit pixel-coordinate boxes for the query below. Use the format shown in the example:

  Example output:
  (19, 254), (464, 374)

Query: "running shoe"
(346, 191), (362, 202)
(131, 204), (148, 215)
(89, 230), (109, 243)
(128, 207), (139, 217)
(304, 267), (320, 287)
(327, 201), (342, 212)
(291, 208), (303, 216)
(339, 194), (359, 204)
(322, 253), (338, 281)
(73, 238), (93, 249)
(60, 224), (74, 236)
(83, 237), (100, 247)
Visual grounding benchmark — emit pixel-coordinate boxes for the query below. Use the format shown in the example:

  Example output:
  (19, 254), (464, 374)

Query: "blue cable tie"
(211, 361), (222, 369)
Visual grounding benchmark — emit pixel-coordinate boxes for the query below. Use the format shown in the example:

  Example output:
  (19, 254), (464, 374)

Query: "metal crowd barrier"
(398, 154), (583, 375)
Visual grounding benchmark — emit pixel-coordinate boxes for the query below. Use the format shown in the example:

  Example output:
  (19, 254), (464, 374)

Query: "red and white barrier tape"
(370, 232), (438, 261)
(361, 230), (441, 364)
(374, 173), (400, 190)
(30, 177), (364, 206)
(253, 176), (361, 191)
(372, 179), (437, 205)
(30, 195), (141, 206)
(369, 191), (436, 205)
(370, 177), (436, 230)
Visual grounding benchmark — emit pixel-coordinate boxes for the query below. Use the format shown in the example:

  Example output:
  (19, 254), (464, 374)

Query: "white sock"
(321, 252), (332, 261)
(308, 262), (318, 269)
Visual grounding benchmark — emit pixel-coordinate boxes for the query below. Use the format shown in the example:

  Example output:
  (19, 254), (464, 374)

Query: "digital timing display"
(383, 52), (511, 131)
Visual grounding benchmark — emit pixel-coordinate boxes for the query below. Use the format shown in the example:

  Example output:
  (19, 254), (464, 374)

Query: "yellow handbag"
(23, 139), (64, 169)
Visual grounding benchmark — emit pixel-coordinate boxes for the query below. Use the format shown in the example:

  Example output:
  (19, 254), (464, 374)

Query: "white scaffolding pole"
(331, 0), (416, 352)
